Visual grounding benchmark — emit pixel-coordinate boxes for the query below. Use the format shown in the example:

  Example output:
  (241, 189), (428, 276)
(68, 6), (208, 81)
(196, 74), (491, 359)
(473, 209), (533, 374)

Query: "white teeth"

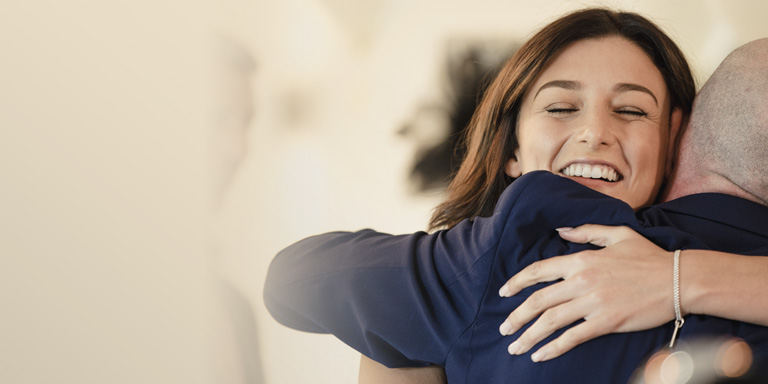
(574, 164), (583, 177)
(602, 167), (612, 180)
(561, 164), (619, 182)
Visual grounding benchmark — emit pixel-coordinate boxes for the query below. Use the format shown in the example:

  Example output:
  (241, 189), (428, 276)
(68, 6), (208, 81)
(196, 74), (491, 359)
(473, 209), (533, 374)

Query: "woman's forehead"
(528, 37), (668, 99)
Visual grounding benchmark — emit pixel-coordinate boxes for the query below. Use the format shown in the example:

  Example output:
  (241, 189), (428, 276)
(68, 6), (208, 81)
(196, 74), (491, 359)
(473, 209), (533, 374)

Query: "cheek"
(517, 125), (563, 172)
(629, 126), (667, 171)
(517, 139), (557, 173)
(627, 127), (668, 207)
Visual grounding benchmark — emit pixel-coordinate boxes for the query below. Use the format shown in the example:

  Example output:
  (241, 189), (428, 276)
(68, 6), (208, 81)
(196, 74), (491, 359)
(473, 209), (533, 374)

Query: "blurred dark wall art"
(400, 39), (519, 193)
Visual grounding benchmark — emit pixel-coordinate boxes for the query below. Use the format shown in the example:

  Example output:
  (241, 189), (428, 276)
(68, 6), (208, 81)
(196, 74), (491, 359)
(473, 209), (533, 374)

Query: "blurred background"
(2, 0), (767, 383)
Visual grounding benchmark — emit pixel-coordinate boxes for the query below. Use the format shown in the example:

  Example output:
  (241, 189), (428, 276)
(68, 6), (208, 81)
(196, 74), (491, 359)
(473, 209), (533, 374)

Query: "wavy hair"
(429, 8), (696, 230)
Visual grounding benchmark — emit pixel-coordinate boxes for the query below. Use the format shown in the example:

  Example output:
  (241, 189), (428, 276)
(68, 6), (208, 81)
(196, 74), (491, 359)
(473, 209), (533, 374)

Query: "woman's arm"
(263, 218), (502, 367)
(263, 172), (565, 368)
(681, 248), (768, 324)
(358, 355), (446, 384)
(497, 224), (768, 362)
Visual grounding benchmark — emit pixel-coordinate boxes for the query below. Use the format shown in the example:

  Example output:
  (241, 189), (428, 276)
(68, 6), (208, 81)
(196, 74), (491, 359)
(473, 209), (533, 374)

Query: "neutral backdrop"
(3, 1), (768, 383)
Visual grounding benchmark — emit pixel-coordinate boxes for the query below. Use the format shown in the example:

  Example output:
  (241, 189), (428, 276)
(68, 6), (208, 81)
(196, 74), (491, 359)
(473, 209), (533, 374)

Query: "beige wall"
(0, 1), (210, 383)
(227, 1), (768, 383)
(2, 1), (767, 383)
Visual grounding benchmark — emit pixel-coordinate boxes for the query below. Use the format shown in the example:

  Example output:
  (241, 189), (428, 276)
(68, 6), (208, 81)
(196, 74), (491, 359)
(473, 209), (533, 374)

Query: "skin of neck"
(661, 147), (767, 206)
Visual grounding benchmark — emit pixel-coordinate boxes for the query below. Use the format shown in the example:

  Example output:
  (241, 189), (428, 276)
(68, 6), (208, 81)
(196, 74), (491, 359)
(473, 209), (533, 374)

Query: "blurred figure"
(210, 36), (256, 205)
(209, 35), (265, 384)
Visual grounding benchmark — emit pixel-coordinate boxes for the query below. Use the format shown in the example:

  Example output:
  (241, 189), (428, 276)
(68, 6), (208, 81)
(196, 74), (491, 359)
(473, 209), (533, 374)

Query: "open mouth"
(561, 163), (621, 182)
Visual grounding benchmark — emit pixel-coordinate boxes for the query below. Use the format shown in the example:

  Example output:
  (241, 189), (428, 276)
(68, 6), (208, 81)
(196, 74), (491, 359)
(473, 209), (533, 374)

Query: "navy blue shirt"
(264, 171), (768, 383)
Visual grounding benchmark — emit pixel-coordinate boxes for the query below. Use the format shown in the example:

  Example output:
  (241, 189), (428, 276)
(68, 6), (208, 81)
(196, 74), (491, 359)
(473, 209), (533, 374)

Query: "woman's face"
(507, 36), (680, 209)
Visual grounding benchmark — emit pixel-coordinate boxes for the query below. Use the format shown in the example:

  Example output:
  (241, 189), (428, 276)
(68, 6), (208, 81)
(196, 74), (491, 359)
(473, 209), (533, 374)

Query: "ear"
(664, 107), (685, 179)
(504, 148), (523, 178)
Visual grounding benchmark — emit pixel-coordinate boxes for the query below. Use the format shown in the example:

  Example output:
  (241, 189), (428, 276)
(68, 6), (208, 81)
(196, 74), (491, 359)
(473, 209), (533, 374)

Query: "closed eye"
(546, 106), (579, 116)
(618, 110), (646, 117)
(616, 107), (647, 118)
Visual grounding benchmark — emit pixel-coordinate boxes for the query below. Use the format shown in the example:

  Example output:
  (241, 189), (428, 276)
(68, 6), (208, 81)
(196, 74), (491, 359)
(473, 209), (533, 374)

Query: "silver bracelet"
(669, 249), (685, 348)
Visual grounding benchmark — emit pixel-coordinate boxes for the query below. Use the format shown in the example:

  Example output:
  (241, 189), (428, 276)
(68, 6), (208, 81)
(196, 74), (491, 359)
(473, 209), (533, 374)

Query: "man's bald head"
(667, 38), (768, 206)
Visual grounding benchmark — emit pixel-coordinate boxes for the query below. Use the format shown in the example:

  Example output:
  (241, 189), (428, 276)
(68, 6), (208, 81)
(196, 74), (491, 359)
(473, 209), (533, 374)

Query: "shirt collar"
(653, 193), (768, 238)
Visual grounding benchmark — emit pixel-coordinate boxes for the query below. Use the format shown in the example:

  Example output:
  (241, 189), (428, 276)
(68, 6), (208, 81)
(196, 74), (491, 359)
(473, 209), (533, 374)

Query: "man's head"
(664, 38), (768, 206)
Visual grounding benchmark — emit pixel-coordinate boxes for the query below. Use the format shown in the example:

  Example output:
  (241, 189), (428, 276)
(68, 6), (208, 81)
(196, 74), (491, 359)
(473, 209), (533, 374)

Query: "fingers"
(528, 320), (608, 362)
(557, 224), (634, 247)
(500, 225), (639, 297)
(504, 295), (591, 358)
(499, 280), (576, 336)
(499, 256), (573, 298)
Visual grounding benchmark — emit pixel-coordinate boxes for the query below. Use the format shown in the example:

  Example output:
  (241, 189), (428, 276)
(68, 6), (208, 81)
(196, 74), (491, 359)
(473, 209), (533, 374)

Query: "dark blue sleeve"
(263, 230), (476, 366)
(262, 171), (640, 367)
(262, 174), (542, 367)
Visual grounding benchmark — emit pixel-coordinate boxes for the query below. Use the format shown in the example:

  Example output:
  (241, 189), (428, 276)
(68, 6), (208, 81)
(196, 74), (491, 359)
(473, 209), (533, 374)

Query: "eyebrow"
(614, 83), (658, 106)
(533, 80), (581, 100)
(534, 80), (659, 106)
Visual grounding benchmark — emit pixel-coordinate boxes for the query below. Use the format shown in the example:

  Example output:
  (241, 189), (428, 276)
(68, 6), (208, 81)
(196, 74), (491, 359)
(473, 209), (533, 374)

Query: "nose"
(576, 110), (617, 149)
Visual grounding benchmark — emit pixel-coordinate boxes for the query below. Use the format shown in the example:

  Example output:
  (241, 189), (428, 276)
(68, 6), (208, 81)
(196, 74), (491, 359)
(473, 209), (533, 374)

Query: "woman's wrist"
(678, 249), (710, 316)
(678, 250), (763, 322)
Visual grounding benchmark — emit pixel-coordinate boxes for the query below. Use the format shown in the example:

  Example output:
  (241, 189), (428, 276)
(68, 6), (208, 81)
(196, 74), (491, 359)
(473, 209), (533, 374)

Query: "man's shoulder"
(640, 193), (768, 253)
(495, 171), (637, 229)
(647, 193), (768, 227)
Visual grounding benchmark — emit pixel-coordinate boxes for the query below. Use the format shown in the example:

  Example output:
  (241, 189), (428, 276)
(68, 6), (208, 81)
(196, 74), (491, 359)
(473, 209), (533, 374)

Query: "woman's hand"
(497, 224), (677, 362)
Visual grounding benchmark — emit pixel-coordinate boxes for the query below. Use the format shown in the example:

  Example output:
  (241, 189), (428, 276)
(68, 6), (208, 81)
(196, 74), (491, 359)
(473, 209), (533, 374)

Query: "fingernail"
(555, 227), (573, 232)
(531, 349), (548, 362)
(508, 340), (522, 355)
(499, 285), (511, 297)
(499, 322), (513, 336)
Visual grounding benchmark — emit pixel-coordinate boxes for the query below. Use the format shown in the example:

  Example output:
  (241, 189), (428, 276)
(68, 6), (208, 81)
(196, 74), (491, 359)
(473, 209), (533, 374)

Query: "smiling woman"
(507, 36), (679, 209)
(264, 8), (704, 383)
(426, 9), (694, 231)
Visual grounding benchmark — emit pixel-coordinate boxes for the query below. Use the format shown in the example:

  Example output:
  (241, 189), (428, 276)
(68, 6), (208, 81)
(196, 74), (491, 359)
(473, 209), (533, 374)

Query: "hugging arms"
(264, 7), (768, 383)
(265, 172), (768, 383)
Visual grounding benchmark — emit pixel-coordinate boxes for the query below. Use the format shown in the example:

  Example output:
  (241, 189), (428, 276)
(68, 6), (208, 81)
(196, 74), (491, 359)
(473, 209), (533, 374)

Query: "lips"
(561, 163), (621, 182)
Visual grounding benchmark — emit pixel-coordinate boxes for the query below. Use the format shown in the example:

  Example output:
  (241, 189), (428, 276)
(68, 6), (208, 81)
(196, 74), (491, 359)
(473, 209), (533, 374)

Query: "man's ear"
(504, 148), (523, 178)
(665, 107), (685, 179)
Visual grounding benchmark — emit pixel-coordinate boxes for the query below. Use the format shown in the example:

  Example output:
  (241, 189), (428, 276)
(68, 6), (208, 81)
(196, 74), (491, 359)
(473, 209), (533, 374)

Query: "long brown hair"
(428, 8), (696, 231)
